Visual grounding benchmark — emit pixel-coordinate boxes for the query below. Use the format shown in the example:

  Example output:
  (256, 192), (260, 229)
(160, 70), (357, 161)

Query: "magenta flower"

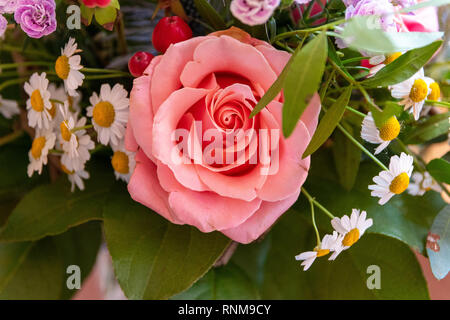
(0, 0), (19, 14)
(0, 14), (7, 38)
(230, 0), (280, 26)
(14, 0), (57, 39)
(345, 0), (397, 31)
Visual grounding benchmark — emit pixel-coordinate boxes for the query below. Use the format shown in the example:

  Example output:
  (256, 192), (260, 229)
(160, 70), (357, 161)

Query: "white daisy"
(0, 94), (20, 119)
(389, 69), (430, 120)
(361, 112), (400, 154)
(407, 171), (442, 196)
(331, 209), (373, 252)
(60, 162), (90, 192)
(367, 52), (402, 77)
(60, 119), (95, 172)
(24, 72), (52, 129)
(295, 231), (343, 271)
(27, 128), (56, 177)
(368, 152), (414, 205)
(87, 83), (129, 146)
(48, 83), (82, 116)
(58, 101), (80, 158)
(55, 38), (85, 97)
(111, 141), (136, 183)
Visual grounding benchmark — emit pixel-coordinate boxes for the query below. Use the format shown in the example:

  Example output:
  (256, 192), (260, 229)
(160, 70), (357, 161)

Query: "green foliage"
(283, 31), (328, 137)
(194, 0), (227, 30)
(402, 112), (450, 144)
(427, 158), (450, 184)
(427, 205), (450, 280)
(103, 183), (231, 300)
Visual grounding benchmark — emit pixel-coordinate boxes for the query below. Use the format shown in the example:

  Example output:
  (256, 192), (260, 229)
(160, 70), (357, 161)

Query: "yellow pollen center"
(384, 52), (402, 65)
(61, 164), (74, 175)
(342, 228), (360, 247)
(93, 101), (115, 127)
(389, 172), (410, 194)
(428, 82), (441, 101)
(379, 116), (400, 141)
(31, 136), (46, 159)
(55, 55), (70, 80)
(60, 121), (72, 141)
(315, 249), (330, 258)
(409, 79), (428, 103)
(111, 151), (129, 174)
(31, 90), (44, 112)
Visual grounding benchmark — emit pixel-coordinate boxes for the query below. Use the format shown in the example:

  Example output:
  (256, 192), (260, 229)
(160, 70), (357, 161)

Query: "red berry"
(152, 16), (193, 53)
(128, 51), (154, 77)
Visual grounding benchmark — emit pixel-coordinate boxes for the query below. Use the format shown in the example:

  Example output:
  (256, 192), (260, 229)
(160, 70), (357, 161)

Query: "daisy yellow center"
(31, 136), (46, 159)
(379, 116), (400, 141)
(31, 90), (44, 112)
(55, 55), (70, 80)
(49, 102), (57, 118)
(342, 228), (360, 247)
(93, 101), (115, 127)
(61, 164), (74, 175)
(428, 82), (440, 101)
(315, 249), (330, 257)
(111, 151), (129, 174)
(60, 121), (72, 141)
(389, 172), (410, 194)
(409, 79), (428, 103)
(384, 52), (402, 65)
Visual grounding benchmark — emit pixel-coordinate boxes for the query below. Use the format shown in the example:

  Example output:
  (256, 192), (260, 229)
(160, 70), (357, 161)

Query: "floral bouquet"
(0, 0), (449, 300)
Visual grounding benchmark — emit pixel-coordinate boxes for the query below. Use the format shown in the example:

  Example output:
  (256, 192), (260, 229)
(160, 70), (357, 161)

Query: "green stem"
(273, 19), (346, 42)
(71, 124), (93, 133)
(275, 41), (295, 53)
(0, 131), (25, 147)
(50, 99), (64, 105)
(84, 74), (132, 80)
(49, 149), (64, 155)
(0, 61), (53, 70)
(337, 123), (389, 171)
(301, 187), (335, 219)
(425, 100), (450, 108)
(0, 78), (28, 91)
(325, 97), (366, 117)
(81, 68), (130, 76)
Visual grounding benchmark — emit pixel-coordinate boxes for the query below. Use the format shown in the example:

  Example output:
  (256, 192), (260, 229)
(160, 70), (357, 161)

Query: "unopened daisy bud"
(27, 129), (56, 177)
(61, 162), (90, 192)
(389, 69), (430, 120)
(369, 153), (414, 205)
(361, 112), (400, 154)
(367, 52), (402, 77)
(55, 38), (85, 97)
(295, 231), (343, 271)
(331, 209), (372, 252)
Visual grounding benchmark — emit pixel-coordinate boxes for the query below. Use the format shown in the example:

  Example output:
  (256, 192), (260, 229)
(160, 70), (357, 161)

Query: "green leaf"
(95, 6), (117, 30)
(341, 16), (444, 54)
(400, 0), (450, 13)
(193, 0), (227, 31)
(371, 102), (403, 129)
(0, 223), (101, 299)
(261, 209), (429, 299)
(427, 158), (450, 184)
(282, 31), (327, 137)
(331, 122), (362, 191)
(427, 205), (450, 280)
(103, 183), (231, 300)
(80, 4), (95, 25)
(172, 263), (260, 300)
(306, 150), (447, 254)
(303, 86), (352, 158)
(403, 111), (450, 144)
(0, 160), (114, 242)
(361, 41), (443, 88)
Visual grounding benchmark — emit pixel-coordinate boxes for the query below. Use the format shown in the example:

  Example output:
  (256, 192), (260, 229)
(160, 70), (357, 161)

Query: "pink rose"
(125, 27), (320, 244)
(397, 4), (439, 32)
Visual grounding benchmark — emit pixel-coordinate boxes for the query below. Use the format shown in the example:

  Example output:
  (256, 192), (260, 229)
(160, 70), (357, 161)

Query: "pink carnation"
(230, 0), (280, 26)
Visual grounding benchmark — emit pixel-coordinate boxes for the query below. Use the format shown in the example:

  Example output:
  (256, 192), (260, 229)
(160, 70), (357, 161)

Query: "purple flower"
(230, 0), (280, 26)
(345, 0), (397, 32)
(0, 14), (7, 38)
(14, 0), (56, 39)
(0, 0), (19, 14)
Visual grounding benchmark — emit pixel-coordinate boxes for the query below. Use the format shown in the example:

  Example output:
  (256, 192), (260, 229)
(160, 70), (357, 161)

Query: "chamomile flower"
(27, 129), (56, 177)
(367, 52), (402, 77)
(58, 101), (79, 158)
(361, 112), (400, 154)
(111, 142), (136, 183)
(48, 83), (82, 117)
(0, 94), (20, 119)
(389, 69), (430, 120)
(331, 209), (373, 251)
(369, 152), (414, 205)
(60, 163), (90, 192)
(24, 72), (52, 129)
(61, 120), (95, 172)
(295, 231), (343, 271)
(87, 84), (129, 146)
(55, 38), (85, 97)
(407, 171), (442, 196)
